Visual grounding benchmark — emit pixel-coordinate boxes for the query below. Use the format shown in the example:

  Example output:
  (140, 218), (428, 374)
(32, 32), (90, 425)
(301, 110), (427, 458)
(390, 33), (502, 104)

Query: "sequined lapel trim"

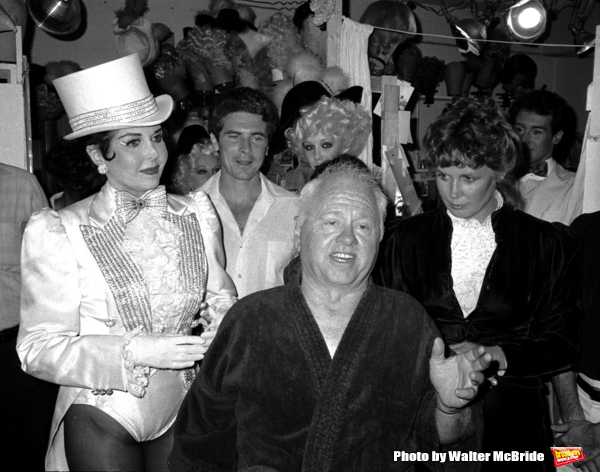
(167, 213), (206, 334)
(80, 213), (207, 334)
(81, 216), (153, 332)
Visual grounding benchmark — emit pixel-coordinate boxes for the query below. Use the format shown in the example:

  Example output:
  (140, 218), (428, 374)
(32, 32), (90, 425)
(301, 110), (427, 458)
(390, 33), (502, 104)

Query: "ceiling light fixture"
(450, 18), (487, 56)
(27, 0), (82, 36)
(505, 0), (547, 42)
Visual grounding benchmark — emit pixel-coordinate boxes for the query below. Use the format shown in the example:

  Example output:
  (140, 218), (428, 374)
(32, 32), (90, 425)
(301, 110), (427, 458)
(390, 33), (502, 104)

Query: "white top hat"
(53, 54), (174, 140)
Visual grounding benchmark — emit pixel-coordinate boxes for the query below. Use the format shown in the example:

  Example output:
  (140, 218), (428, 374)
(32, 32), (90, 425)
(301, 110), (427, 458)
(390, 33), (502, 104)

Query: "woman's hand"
(128, 334), (208, 369)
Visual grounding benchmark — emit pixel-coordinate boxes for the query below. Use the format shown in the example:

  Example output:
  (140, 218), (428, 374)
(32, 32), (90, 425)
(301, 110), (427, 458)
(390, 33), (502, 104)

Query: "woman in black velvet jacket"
(374, 98), (582, 472)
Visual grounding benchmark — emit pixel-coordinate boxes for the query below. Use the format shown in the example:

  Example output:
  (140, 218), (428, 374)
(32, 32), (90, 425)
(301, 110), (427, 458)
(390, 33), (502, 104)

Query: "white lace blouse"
(448, 191), (503, 317)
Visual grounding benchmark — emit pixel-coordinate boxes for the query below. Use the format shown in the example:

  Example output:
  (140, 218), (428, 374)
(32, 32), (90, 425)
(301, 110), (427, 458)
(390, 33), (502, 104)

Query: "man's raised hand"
(429, 337), (492, 411)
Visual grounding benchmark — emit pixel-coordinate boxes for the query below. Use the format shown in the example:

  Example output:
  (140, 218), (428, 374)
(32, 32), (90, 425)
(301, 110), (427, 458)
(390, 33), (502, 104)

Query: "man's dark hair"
(508, 90), (568, 136)
(209, 87), (279, 142)
(508, 89), (577, 164)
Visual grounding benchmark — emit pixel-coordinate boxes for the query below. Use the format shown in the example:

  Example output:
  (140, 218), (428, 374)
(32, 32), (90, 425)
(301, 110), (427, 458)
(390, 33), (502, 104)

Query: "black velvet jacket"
(570, 211), (600, 380)
(374, 205), (583, 388)
(169, 277), (482, 472)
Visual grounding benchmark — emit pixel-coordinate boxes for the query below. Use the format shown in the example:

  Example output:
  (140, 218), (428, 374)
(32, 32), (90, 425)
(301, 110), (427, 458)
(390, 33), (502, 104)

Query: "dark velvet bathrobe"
(374, 205), (583, 472)
(169, 276), (482, 472)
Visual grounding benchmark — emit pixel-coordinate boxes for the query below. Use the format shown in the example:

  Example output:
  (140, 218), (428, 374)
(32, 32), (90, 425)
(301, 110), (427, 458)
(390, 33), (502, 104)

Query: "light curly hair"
(287, 96), (371, 159)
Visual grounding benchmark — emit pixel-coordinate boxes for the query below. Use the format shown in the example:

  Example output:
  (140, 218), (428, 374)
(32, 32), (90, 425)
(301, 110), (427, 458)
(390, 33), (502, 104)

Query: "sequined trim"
(166, 213), (206, 334)
(115, 186), (167, 225)
(80, 211), (207, 334)
(69, 96), (158, 132)
(183, 368), (196, 390)
(81, 218), (153, 333)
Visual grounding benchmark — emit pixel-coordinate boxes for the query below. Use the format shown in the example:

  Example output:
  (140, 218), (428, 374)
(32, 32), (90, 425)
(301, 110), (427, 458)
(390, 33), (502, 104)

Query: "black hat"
(270, 81), (363, 155)
(195, 9), (256, 33)
(175, 125), (211, 157)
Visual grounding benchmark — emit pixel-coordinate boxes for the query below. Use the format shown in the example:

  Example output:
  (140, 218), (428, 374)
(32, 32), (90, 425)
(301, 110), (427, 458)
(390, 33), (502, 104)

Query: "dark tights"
(64, 404), (173, 472)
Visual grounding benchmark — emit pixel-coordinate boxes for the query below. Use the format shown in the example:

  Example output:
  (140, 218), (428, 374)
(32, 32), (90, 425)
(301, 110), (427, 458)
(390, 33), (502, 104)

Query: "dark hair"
(293, 2), (319, 32)
(423, 97), (523, 209)
(85, 130), (117, 161)
(508, 89), (577, 167)
(174, 125), (211, 157)
(508, 89), (568, 136)
(359, 0), (416, 37)
(209, 87), (279, 141)
(84, 126), (169, 161)
(46, 138), (107, 194)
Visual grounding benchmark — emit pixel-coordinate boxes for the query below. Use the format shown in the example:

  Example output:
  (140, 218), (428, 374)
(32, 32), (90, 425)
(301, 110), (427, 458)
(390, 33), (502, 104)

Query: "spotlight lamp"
(451, 18), (487, 56)
(568, 0), (596, 55)
(27, 0), (82, 36)
(505, 0), (547, 42)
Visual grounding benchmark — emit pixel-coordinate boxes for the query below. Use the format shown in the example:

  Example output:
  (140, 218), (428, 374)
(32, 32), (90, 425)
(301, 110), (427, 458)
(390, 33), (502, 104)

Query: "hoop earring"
(98, 164), (108, 174)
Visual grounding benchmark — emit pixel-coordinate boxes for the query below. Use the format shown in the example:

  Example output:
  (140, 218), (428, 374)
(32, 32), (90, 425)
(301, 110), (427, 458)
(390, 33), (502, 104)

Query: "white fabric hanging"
(582, 110), (600, 213)
(582, 46), (600, 213)
(338, 17), (374, 168)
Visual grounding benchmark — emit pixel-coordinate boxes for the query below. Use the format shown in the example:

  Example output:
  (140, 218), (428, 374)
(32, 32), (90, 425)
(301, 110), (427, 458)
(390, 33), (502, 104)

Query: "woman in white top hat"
(17, 54), (237, 471)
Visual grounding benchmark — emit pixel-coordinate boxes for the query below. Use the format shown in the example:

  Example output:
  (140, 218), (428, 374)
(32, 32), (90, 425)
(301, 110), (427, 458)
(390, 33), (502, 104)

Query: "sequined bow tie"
(115, 186), (167, 224)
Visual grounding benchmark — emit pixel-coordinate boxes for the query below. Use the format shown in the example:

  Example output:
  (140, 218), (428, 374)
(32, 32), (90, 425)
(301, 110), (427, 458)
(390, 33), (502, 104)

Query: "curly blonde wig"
(288, 96), (371, 158)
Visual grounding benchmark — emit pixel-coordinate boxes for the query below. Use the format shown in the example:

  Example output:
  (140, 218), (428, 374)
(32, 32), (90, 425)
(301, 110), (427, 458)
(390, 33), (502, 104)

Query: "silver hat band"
(69, 95), (158, 132)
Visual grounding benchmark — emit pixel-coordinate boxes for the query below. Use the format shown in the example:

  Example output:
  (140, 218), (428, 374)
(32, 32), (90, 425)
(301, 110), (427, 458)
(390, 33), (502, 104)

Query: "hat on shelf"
(270, 81), (363, 155)
(175, 124), (211, 157)
(53, 53), (174, 140)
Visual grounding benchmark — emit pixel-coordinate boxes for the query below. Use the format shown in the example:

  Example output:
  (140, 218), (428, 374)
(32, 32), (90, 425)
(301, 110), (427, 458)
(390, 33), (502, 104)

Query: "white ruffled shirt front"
(448, 191), (503, 317)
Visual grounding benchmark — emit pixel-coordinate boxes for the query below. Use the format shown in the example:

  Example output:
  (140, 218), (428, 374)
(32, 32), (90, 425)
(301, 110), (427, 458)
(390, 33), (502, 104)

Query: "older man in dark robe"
(169, 161), (491, 472)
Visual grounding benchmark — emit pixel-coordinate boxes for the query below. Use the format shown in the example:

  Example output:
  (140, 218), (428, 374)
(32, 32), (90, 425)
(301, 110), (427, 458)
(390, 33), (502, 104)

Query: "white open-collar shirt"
(200, 171), (299, 298)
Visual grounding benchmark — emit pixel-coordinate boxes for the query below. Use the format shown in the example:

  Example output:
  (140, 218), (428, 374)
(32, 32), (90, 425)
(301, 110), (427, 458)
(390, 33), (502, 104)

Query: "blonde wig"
(287, 96), (371, 159)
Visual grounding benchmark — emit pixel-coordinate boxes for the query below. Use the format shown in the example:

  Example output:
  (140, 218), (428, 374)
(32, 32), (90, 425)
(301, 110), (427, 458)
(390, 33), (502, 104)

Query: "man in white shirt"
(509, 90), (582, 225)
(510, 91), (587, 470)
(199, 87), (299, 298)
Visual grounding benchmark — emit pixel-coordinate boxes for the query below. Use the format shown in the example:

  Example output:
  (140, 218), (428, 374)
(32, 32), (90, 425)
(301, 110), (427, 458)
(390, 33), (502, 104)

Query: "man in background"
(199, 87), (298, 299)
(509, 89), (582, 225)
(0, 163), (55, 471)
